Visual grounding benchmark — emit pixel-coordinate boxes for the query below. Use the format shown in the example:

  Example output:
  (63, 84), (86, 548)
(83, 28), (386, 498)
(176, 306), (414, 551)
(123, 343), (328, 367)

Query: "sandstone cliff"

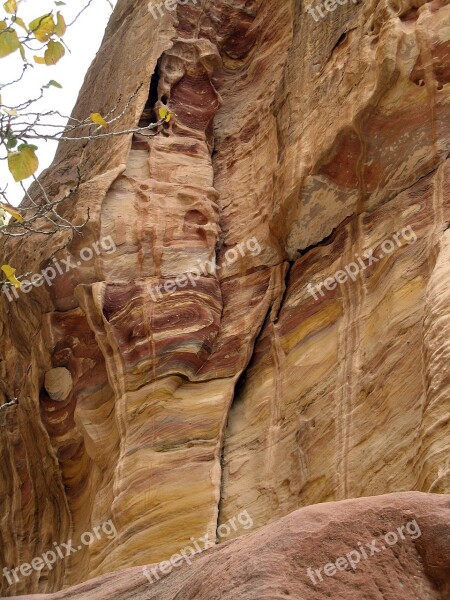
(0, 0), (449, 596)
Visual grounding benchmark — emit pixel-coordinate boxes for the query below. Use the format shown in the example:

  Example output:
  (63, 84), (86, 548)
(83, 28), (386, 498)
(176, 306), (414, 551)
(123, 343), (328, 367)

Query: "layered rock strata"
(0, 0), (449, 596)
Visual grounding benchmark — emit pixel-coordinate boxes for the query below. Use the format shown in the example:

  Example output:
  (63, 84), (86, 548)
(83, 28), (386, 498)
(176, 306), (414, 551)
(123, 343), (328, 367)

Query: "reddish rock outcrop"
(9, 492), (450, 600)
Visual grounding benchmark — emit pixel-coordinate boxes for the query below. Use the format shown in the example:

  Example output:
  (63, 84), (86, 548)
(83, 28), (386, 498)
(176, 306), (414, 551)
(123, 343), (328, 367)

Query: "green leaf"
(0, 27), (20, 58)
(6, 135), (17, 149)
(44, 39), (65, 65)
(54, 12), (66, 37)
(55, 1), (66, 4)
(29, 14), (55, 43)
(7, 145), (39, 182)
(17, 143), (38, 151)
(43, 79), (62, 89)
(12, 16), (28, 31)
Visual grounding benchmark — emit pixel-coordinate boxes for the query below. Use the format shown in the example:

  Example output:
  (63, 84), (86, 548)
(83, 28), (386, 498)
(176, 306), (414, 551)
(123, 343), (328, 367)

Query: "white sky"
(0, 0), (117, 206)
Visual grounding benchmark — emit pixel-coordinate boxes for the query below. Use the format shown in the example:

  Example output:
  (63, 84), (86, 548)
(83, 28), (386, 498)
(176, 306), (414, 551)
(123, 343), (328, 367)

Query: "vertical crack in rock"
(70, 0), (294, 572)
(197, 0), (295, 536)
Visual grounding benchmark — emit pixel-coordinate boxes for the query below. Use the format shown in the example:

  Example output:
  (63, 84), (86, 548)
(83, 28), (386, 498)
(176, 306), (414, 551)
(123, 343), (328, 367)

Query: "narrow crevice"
(324, 27), (357, 69)
(273, 261), (293, 324)
(216, 264), (291, 532)
(137, 59), (162, 128)
(333, 31), (348, 51)
(215, 367), (249, 540)
(297, 215), (352, 256)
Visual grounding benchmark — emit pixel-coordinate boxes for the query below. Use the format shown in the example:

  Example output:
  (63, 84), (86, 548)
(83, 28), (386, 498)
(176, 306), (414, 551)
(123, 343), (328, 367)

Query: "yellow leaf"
(1, 265), (20, 288)
(3, 0), (17, 14)
(33, 55), (46, 64)
(0, 27), (20, 58)
(90, 112), (108, 127)
(7, 145), (39, 182)
(158, 106), (171, 123)
(54, 11), (66, 37)
(0, 203), (23, 222)
(44, 39), (65, 65)
(2, 107), (18, 116)
(0, 21), (7, 30)
(29, 14), (54, 43)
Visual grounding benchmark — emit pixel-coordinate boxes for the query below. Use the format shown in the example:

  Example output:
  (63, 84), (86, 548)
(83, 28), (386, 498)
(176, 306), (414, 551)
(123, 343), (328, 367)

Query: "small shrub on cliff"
(0, 0), (172, 291)
(0, 0), (170, 241)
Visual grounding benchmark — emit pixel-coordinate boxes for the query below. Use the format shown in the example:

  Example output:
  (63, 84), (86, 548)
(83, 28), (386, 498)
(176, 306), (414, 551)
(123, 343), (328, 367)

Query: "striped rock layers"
(0, 0), (449, 596)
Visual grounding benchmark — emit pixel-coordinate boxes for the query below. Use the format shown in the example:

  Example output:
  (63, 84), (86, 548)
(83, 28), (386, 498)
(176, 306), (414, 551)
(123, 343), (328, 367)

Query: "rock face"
(9, 492), (450, 600)
(0, 0), (449, 596)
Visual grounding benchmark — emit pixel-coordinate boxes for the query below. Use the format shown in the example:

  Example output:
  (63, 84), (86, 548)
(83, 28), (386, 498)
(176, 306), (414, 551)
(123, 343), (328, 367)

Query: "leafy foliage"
(0, 0), (172, 292)
(0, 8), (67, 63)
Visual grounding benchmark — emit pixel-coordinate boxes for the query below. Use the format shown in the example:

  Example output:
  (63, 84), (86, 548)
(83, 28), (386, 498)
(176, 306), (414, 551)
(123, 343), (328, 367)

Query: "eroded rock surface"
(10, 492), (450, 600)
(0, 0), (449, 596)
